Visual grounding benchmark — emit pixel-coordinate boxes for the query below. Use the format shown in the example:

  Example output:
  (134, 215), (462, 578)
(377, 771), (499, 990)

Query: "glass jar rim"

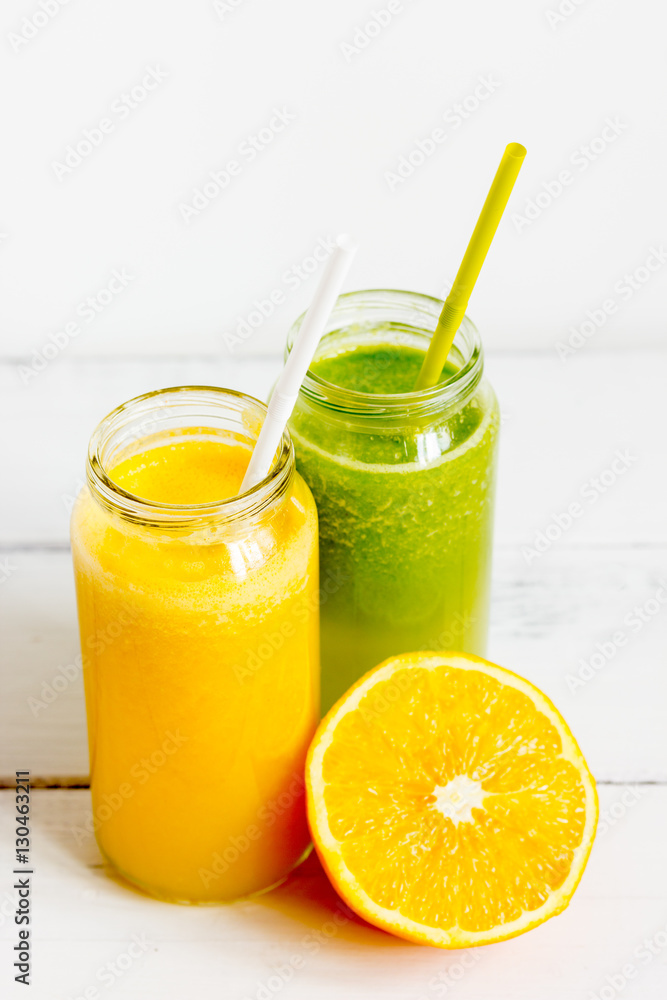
(286, 288), (484, 416)
(86, 385), (293, 528)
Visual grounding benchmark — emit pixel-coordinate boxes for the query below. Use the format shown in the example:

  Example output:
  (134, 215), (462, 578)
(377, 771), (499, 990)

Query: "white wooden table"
(1, 350), (666, 999)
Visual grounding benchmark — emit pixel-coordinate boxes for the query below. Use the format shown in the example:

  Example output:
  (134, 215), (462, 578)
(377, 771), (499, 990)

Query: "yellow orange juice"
(70, 387), (319, 902)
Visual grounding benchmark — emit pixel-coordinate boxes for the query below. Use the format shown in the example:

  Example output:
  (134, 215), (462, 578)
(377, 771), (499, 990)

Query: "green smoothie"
(286, 292), (500, 710)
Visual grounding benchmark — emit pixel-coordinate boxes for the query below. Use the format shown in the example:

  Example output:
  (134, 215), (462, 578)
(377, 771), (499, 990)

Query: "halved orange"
(306, 652), (598, 948)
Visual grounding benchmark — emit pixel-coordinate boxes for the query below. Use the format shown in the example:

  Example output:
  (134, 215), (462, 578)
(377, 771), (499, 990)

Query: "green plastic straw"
(415, 142), (527, 390)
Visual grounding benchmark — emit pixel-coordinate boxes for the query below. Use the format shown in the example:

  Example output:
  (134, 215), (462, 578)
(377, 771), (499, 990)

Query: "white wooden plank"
(489, 546), (667, 783)
(2, 350), (666, 547)
(0, 787), (666, 999)
(2, 548), (665, 782)
(0, 551), (87, 781)
(488, 349), (667, 550)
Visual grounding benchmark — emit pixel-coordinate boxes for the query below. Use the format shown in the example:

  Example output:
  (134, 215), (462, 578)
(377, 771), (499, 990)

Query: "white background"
(1, 2), (667, 999)
(1, 0), (666, 359)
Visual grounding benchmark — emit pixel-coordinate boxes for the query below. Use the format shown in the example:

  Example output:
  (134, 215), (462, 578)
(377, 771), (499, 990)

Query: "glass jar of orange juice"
(70, 386), (319, 903)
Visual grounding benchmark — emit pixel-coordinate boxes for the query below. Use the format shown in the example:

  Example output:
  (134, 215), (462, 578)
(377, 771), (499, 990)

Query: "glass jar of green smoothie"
(286, 289), (500, 710)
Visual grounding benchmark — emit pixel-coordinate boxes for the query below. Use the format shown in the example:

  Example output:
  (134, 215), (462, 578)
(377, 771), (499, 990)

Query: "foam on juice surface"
(110, 436), (250, 504)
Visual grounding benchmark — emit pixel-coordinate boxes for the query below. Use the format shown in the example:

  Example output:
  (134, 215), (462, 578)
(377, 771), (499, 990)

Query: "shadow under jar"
(286, 289), (500, 711)
(70, 387), (319, 902)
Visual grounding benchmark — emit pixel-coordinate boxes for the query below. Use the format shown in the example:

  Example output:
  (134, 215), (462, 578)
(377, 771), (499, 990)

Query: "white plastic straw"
(240, 234), (358, 493)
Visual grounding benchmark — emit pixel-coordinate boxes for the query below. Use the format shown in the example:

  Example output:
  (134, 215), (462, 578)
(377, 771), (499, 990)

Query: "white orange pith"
(306, 652), (598, 948)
